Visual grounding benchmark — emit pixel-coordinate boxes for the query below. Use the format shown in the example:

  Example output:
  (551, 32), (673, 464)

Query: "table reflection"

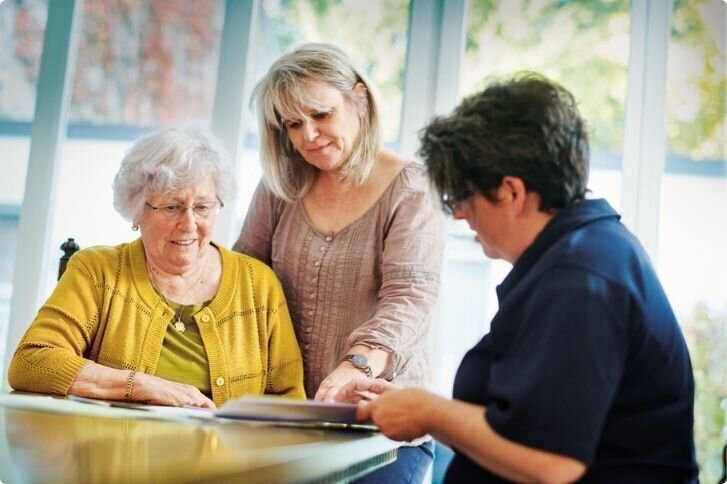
(0, 398), (394, 483)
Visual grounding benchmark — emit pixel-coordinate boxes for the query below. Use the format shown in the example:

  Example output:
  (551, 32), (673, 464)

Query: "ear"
(500, 176), (528, 214)
(351, 82), (369, 116)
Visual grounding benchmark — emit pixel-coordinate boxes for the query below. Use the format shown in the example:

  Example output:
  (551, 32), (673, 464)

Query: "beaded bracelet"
(124, 370), (137, 401)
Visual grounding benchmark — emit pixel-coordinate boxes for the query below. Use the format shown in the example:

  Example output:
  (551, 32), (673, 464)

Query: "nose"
(177, 207), (198, 230)
(302, 120), (319, 141)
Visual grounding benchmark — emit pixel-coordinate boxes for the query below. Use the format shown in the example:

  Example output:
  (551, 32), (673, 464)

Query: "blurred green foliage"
(684, 304), (727, 483)
(464, 0), (725, 162)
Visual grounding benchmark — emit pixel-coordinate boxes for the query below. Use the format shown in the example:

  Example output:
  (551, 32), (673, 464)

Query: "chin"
(480, 245), (499, 260)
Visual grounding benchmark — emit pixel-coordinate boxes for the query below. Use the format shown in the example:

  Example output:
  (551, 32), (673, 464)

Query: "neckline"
(296, 160), (412, 238)
(130, 239), (234, 316)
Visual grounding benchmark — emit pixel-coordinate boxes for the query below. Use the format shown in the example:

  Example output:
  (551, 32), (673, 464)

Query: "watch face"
(350, 354), (368, 368)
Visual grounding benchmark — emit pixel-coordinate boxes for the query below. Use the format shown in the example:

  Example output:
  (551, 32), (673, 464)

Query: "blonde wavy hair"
(251, 43), (381, 202)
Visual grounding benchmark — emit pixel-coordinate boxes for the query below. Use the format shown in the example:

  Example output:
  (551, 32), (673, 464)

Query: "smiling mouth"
(307, 143), (331, 154)
(172, 240), (196, 246)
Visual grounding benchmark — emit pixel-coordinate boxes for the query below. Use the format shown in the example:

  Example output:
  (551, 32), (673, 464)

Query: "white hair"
(112, 126), (236, 222)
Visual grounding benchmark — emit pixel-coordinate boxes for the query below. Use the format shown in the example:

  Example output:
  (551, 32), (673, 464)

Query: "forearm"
(421, 395), (586, 483)
(68, 361), (133, 400)
(347, 286), (437, 379)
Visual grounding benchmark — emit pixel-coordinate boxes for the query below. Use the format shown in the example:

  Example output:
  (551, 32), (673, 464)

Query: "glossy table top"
(0, 393), (397, 483)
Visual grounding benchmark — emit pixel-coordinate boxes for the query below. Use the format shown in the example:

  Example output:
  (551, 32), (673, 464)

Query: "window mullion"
(2, 0), (84, 386)
(621, 0), (672, 262)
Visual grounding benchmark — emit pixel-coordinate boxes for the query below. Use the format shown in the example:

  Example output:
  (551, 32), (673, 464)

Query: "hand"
(357, 388), (436, 441)
(334, 378), (399, 403)
(133, 373), (217, 409)
(314, 364), (372, 402)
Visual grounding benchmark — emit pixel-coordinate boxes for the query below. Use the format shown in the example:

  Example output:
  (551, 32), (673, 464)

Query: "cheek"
(286, 131), (298, 146)
(198, 222), (214, 238)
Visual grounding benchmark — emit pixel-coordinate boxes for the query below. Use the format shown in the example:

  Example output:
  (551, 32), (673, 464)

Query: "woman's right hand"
(132, 373), (216, 409)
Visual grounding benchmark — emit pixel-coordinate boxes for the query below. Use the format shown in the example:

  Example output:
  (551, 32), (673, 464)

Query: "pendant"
(173, 320), (186, 333)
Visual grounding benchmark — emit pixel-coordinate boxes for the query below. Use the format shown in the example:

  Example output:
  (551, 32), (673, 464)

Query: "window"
(659, 1), (726, 480)
(0, 0), (225, 354)
(461, 0), (630, 205)
(52, 0), (225, 259)
(0, 0), (48, 347)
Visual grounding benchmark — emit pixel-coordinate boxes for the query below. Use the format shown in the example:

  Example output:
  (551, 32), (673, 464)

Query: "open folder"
(215, 396), (378, 431)
(65, 394), (378, 430)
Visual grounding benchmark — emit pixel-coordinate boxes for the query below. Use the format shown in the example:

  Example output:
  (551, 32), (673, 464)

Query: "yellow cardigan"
(8, 239), (305, 406)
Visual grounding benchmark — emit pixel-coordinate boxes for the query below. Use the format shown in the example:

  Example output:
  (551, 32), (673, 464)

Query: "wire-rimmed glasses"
(145, 197), (224, 221)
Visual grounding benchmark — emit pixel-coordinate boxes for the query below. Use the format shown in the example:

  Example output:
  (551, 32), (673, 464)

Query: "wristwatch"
(342, 354), (373, 378)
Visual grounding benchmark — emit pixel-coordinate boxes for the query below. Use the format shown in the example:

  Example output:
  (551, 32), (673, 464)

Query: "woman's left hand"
(314, 364), (371, 402)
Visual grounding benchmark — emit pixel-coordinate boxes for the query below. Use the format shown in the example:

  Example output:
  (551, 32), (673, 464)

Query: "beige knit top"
(234, 161), (445, 397)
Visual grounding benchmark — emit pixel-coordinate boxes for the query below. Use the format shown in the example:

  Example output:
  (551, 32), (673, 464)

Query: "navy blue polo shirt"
(445, 199), (697, 483)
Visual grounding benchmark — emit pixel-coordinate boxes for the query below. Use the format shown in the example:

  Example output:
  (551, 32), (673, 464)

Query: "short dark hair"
(418, 72), (589, 213)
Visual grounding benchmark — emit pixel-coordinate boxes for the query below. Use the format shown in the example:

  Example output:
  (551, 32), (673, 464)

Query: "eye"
(193, 203), (213, 215)
(312, 111), (331, 120)
(162, 204), (182, 215)
(285, 119), (302, 129)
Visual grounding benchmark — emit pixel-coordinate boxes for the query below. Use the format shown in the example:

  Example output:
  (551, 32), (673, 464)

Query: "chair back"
(58, 238), (80, 280)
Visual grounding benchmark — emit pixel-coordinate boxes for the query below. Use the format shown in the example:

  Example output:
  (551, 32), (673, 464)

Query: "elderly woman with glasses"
(8, 127), (305, 408)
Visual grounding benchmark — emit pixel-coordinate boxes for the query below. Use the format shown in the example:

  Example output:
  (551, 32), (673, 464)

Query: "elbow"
(532, 458), (586, 484)
(7, 353), (23, 391)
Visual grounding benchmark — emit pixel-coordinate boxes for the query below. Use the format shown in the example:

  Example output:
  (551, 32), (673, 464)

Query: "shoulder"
(537, 219), (663, 313)
(395, 160), (429, 192)
(254, 179), (289, 211)
(386, 161), (441, 220)
(68, 243), (128, 272)
(219, 244), (280, 284)
(374, 160), (434, 210)
(558, 219), (650, 282)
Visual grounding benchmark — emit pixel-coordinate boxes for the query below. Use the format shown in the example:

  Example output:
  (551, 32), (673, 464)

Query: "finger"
(200, 399), (216, 410)
(356, 400), (373, 421)
(332, 387), (364, 403)
(313, 385), (328, 401)
(354, 389), (378, 401)
(314, 378), (339, 401)
(339, 379), (375, 394)
(319, 385), (340, 403)
(341, 378), (393, 395)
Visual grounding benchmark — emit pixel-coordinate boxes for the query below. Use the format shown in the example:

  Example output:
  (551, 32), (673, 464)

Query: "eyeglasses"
(145, 198), (223, 221)
(441, 190), (473, 214)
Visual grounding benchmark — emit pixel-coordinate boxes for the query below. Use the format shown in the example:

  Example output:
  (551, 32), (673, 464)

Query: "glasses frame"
(145, 197), (224, 221)
(441, 189), (474, 215)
